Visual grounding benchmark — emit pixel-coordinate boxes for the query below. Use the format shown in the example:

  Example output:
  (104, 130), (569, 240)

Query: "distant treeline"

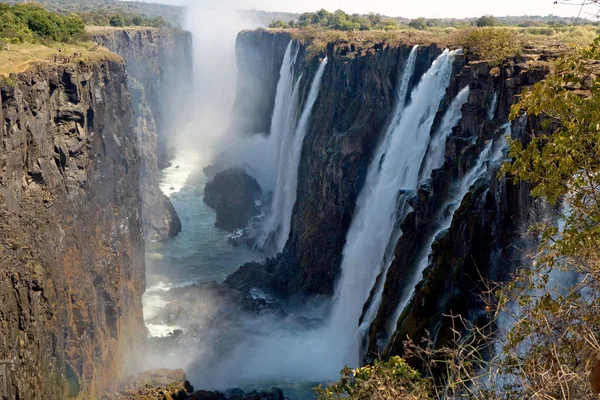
(0, 3), (85, 44)
(270, 9), (399, 31)
(3, 0), (182, 27)
(76, 10), (169, 28)
(269, 9), (600, 31)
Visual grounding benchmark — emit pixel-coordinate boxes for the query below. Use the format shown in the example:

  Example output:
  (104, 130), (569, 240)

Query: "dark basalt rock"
(204, 168), (262, 232)
(93, 28), (193, 242)
(0, 59), (146, 398)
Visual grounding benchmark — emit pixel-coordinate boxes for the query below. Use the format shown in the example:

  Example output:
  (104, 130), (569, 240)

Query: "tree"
(109, 13), (124, 27)
(132, 15), (143, 26)
(476, 14), (499, 27)
(409, 17), (427, 30)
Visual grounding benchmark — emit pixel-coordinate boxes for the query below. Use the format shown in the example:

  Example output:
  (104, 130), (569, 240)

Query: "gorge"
(0, 8), (577, 400)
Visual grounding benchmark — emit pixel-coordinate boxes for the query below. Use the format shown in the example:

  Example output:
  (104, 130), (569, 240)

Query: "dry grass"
(0, 42), (122, 76)
(271, 24), (599, 63)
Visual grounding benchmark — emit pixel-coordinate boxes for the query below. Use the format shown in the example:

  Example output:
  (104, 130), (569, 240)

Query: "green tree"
(476, 14), (500, 27)
(109, 13), (125, 27)
(269, 19), (290, 29)
(132, 15), (143, 26)
(409, 17), (427, 30)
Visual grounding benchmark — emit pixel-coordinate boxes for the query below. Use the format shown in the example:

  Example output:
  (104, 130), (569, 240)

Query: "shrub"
(315, 357), (431, 400)
(109, 14), (125, 27)
(457, 27), (522, 65)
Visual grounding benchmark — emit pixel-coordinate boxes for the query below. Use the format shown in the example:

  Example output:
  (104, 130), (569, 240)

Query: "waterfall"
(488, 92), (498, 121)
(264, 57), (329, 252)
(419, 86), (471, 182)
(328, 49), (458, 367)
(359, 84), (470, 340)
(255, 41), (301, 248)
(387, 137), (509, 340)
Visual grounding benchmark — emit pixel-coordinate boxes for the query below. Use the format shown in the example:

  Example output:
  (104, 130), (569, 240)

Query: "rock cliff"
(232, 30), (292, 134)
(92, 28), (193, 242)
(225, 30), (556, 362)
(0, 55), (145, 398)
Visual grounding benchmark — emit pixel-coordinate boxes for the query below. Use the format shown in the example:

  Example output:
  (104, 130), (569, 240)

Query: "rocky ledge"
(204, 168), (262, 232)
(105, 369), (288, 400)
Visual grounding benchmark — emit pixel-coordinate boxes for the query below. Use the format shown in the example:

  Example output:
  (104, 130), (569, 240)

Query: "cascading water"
(328, 49), (458, 367)
(387, 137), (509, 340)
(359, 84), (471, 339)
(262, 57), (328, 252)
(254, 41), (301, 248)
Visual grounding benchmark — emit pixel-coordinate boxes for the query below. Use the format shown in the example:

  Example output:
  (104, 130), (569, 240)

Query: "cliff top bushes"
(0, 3), (86, 46)
(270, 9), (399, 31)
(456, 27), (522, 65)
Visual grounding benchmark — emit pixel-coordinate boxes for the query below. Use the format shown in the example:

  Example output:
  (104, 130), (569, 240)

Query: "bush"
(409, 18), (427, 30)
(315, 357), (431, 399)
(109, 14), (124, 27)
(457, 27), (522, 65)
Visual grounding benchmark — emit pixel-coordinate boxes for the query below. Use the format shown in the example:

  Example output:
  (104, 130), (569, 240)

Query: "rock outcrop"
(92, 27), (193, 241)
(204, 168), (262, 232)
(106, 368), (288, 400)
(0, 55), (145, 398)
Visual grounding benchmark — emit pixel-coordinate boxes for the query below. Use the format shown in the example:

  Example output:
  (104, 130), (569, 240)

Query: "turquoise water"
(143, 150), (318, 399)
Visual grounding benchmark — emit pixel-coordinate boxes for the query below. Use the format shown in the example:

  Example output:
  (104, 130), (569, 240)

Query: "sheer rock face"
(204, 168), (262, 232)
(232, 31), (292, 135)
(0, 60), (146, 398)
(225, 30), (554, 359)
(93, 28), (193, 242)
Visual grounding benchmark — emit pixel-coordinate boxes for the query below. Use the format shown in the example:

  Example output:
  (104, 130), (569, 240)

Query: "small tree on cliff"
(109, 13), (125, 27)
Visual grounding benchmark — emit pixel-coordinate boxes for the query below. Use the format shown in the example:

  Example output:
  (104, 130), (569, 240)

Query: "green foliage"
(409, 18), (428, 30)
(315, 357), (431, 400)
(0, 3), (86, 45)
(293, 9), (399, 32)
(505, 36), (600, 259)
(109, 13), (124, 27)
(457, 27), (522, 66)
(269, 19), (290, 29)
(476, 14), (500, 27)
(2, 0), (181, 27)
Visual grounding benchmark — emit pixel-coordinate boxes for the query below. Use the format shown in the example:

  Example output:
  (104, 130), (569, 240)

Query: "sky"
(144, 0), (596, 19)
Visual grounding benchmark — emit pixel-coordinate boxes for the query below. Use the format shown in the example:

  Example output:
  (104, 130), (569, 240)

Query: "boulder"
(204, 168), (262, 232)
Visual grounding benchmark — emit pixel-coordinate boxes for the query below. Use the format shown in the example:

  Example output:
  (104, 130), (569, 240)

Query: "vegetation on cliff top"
(317, 35), (600, 400)
(3, 0), (181, 26)
(0, 3), (85, 45)
(270, 9), (399, 31)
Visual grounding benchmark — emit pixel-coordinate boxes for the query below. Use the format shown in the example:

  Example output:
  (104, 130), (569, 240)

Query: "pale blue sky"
(146, 0), (596, 19)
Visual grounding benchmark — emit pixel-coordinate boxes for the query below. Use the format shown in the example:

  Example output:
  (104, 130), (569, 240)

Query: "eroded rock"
(204, 168), (262, 232)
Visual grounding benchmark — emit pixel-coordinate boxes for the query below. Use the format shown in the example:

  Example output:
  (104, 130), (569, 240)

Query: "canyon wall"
(227, 31), (553, 360)
(0, 54), (145, 398)
(93, 28), (193, 242)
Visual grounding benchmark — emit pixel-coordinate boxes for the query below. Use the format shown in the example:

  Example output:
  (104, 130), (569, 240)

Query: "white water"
(256, 42), (301, 249)
(388, 138), (509, 338)
(359, 84), (470, 339)
(328, 49), (458, 367)
(262, 57), (329, 252)
(419, 86), (470, 182)
(143, 150), (264, 338)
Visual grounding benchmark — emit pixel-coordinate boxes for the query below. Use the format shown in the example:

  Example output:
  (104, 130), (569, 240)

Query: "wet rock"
(204, 168), (262, 232)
